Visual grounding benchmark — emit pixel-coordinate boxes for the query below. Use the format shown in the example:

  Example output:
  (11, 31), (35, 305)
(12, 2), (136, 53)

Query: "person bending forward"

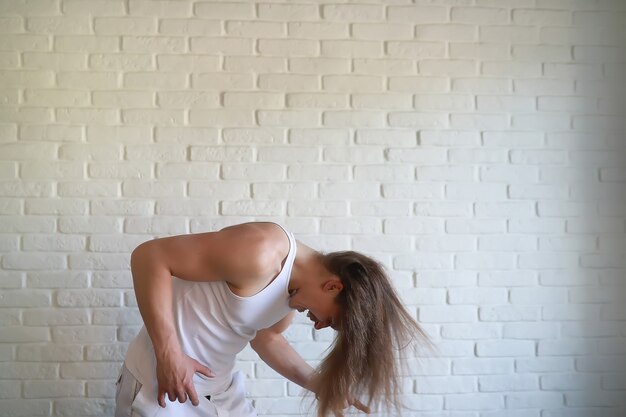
(115, 221), (433, 417)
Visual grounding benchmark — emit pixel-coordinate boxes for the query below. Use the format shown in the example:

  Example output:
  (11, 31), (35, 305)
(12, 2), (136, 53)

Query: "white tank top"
(124, 222), (297, 395)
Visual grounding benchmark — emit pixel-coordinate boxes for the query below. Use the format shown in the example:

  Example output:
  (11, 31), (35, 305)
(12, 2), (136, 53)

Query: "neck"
(289, 242), (323, 293)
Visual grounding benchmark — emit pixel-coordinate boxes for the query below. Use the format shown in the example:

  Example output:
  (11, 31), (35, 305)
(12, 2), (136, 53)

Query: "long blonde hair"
(310, 250), (438, 417)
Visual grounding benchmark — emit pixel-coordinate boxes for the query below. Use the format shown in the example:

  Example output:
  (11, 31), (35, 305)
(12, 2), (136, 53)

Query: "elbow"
(250, 329), (279, 353)
(130, 240), (162, 274)
(130, 241), (149, 267)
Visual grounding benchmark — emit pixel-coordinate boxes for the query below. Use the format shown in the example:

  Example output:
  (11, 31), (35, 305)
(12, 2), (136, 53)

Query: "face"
(289, 278), (342, 331)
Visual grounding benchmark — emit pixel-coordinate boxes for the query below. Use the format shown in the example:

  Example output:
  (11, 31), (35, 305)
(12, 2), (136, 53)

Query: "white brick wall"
(1, 0), (625, 416)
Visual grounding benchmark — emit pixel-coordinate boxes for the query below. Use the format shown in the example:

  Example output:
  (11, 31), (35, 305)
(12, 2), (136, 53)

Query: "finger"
(187, 384), (199, 406)
(175, 389), (187, 403)
(167, 390), (176, 402)
(352, 399), (371, 413)
(157, 389), (166, 408)
(194, 361), (215, 378)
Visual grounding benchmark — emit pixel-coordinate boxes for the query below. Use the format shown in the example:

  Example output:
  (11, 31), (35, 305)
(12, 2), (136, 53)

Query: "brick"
(476, 340), (535, 357)
(448, 288), (508, 305)
(390, 112), (449, 130)
(57, 290), (122, 307)
(324, 75), (385, 93)
(93, 90), (154, 108)
(446, 183), (507, 201)
(0, 326), (49, 343)
(445, 219), (505, 234)
(478, 235), (536, 252)
(69, 254), (129, 270)
(257, 146), (320, 162)
(121, 180), (184, 198)
(88, 235), (147, 252)
(478, 271), (537, 287)
(0, 290), (51, 307)
(24, 88), (90, 106)
(480, 305), (540, 322)
(0, 362), (57, 379)
(287, 164), (349, 181)
(510, 288), (568, 305)
(155, 199), (217, 216)
(416, 376), (476, 394)
(20, 198), (85, 220)
(90, 200), (153, 216)
(515, 357), (573, 373)
(122, 36), (185, 53)
(419, 306), (477, 323)
(94, 17), (156, 35)
(0, 381), (20, 399)
(58, 216), (122, 234)
(88, 162), (152, 180)
(415, 201), (471, 217)
(57, 181), (119, 198)
(124, 217), (187, 235)
(53, 326), (116, 344)
(503, 323), (560, 339)
(452, 77), (510, 93)
(393, 252), (453, 270)
(23, 380), (84, 398)
(384, 218), (442, 234)
(2, 253), (65, 270)
(382, 182), (444, 201)
(87, 126), (151, 144)
(352, 200), (411, 216)
(388, 6), (447, 23)
(91, 271), (132, 289)
(221, 200), (285, 216)
(252, 182), (315, 199)
(287, 201), (347, 216)
(415, 93), (474, 111)
(195, 1), (253, 18)
(447, 393), (504, 410)
(187, 181), (249, 199)
(23, 308), (89, 325)
(0, 181), (53, 198)
(479, 375), (538, 392)
(92, 309), (142, 325)
(442, 323), (501, 340)
(323, 146), (385, 163)
(506, 392), (564, 409)
(0, 399), (51, 416)
(480, 25), (538, 43)
(87, 380), (116, 398)
(538, 339), (595, 356)
(543, 305), (595, 321)
(54, 398), (114, 416)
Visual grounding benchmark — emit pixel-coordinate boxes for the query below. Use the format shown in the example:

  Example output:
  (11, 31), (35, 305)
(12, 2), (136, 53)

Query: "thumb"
(193, 359), (214, 378)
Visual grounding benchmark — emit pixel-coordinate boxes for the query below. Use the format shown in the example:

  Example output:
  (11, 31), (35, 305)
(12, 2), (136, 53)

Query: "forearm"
(251, 333), (318, 393)
(131, 243), (181, 360)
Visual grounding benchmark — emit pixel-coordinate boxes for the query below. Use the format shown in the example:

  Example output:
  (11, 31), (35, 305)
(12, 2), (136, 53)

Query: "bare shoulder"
(216, 221), (291, 289)
(132, 221), (290, 284)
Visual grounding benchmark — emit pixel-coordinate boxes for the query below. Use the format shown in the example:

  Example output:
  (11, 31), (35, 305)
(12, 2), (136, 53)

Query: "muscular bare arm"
(250, 310), (371, 414)
(130, 222), (286, 407)
(250, 312), (318, 392)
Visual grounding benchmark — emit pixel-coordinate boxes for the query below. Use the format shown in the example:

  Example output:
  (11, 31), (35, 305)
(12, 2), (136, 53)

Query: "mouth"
(306, 310), (326, 330)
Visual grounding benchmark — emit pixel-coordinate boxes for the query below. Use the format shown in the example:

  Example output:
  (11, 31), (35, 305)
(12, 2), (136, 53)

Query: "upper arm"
(130, 222), (288, 286)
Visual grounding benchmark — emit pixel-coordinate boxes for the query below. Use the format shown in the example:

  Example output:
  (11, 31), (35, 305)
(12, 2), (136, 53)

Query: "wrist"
(154, 336), (182, 362)
(304, 372), (320, 397)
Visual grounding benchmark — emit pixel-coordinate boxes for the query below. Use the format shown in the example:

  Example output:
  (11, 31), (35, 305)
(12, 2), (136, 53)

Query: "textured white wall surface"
(1, 0), (625, 416)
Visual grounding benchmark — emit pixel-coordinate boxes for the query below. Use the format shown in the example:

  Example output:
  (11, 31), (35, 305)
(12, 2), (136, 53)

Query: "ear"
(322, 278), (343, 294)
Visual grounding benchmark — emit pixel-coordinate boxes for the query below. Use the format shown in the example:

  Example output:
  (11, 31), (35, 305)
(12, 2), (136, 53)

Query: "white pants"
(115, 363), (257, 417)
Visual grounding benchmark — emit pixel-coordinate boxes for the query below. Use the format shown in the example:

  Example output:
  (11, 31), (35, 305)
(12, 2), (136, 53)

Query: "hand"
(344, 397), (371, 414)
(155, 352), (214, 407)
